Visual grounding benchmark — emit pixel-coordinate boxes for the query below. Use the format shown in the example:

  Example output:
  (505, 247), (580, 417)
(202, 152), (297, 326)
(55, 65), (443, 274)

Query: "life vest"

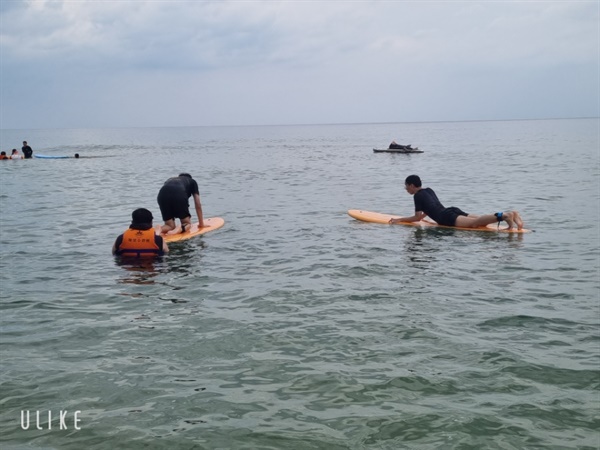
(117, 228), (161, 257)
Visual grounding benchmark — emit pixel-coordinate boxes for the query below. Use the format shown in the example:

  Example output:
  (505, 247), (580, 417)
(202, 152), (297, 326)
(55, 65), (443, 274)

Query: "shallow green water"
(1, 119), (598, 449)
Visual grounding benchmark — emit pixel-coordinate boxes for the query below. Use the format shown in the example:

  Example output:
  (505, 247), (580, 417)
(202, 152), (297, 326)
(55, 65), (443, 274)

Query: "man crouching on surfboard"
(157, 173), (205, 234)
(389, 175), (524, 230)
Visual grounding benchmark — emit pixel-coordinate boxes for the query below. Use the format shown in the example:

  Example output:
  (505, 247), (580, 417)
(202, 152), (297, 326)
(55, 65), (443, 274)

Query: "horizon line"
(1, 116), (598, 132)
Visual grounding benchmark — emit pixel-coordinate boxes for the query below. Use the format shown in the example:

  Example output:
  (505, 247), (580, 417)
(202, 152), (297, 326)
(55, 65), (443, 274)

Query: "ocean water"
(0, 118), (598, 449)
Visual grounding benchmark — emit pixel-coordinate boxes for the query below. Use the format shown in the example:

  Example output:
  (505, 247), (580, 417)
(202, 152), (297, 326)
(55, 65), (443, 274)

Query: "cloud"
(368, 2), (598, 68)
(9, 1), (593, 70)
(2, 1), (363, 70)
(0, 0), (598, 128)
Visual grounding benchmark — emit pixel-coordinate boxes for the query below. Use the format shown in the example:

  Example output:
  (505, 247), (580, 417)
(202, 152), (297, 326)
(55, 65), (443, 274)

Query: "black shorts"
(437, 207), (468, 226)
(157, 185), (190, 221)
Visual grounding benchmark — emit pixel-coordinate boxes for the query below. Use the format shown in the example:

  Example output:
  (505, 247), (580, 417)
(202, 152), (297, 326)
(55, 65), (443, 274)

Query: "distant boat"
(373, 147), (423, 154)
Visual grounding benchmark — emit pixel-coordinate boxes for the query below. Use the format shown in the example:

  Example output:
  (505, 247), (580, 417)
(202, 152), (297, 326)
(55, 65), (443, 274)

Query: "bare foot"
(502, 212), (516, 230)
(512, 210), (524, 230)
(160, 226), (172, 235)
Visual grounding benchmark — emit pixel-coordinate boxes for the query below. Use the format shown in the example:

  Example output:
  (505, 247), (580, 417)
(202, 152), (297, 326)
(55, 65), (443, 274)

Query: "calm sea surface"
(0, 119), (598, 449)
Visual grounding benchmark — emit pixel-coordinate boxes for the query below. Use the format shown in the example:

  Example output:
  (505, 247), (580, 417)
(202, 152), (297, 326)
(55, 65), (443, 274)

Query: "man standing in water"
(390, 175), (524, 230)
(157, 173), (205, 234)
(21, 141), (33, 159)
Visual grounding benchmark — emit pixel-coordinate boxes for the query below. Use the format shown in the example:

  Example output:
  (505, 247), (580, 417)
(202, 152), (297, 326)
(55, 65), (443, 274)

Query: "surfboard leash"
(494, 212), (503, 231)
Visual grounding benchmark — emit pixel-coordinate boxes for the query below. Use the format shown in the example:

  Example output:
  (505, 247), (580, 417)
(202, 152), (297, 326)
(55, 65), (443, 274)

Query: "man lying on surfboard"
(389, 175), (524, 230)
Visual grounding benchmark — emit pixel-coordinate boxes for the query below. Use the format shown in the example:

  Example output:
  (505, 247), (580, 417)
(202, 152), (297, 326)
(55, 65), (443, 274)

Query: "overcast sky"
(1, 0), (598, 129)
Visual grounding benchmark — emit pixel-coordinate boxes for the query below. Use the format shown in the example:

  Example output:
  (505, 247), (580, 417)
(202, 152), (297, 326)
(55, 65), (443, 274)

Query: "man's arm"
(112, 235), (123, 255)
(192, 193), (204, 227)
(389, 211), (426, 224)
(156, 235), (169, 254)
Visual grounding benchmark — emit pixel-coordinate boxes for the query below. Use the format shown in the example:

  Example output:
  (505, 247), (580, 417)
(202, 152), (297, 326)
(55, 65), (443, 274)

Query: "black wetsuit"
(389, 143), (412, 150)
(22, 145), (33, 159)
(157, 176), (200, 221)
(413, 188), (468, 226)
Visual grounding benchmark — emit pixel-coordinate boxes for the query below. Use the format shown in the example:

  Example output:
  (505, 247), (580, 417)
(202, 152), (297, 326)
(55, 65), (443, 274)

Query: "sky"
(0, 0), (598, 129)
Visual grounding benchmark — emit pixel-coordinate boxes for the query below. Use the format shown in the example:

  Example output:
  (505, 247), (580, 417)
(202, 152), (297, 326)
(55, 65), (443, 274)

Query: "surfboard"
(155, 217), (225, 243)
(373, 148), (424, 154)
(348, 210), (531, 233)
(34, 154), (71, 159)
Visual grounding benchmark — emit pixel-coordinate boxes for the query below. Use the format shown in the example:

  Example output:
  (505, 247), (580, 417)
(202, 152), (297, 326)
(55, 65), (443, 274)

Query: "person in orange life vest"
(0, 151), (9, 160)
(112, 208), (169, 256)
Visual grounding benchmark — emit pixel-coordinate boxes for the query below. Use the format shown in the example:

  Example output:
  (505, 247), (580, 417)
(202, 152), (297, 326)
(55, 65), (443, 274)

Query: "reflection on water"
(167, 240), (207, 266)
(401, 228), (455, 269)
(115, 240), (208, 286)
(116, 257), (165, 285)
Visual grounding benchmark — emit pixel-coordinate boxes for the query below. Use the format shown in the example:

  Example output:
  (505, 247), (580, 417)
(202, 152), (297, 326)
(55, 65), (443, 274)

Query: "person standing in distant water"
(157, 173), (205, 234)
(10, 149), (22, 159)
(21, 141), (33, 159)
(390, 175), (524, 230)
(112, 208), (168, 256)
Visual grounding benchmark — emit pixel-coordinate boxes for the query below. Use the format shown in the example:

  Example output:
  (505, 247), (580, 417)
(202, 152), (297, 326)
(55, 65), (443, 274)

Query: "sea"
(0, 118), (598, 449)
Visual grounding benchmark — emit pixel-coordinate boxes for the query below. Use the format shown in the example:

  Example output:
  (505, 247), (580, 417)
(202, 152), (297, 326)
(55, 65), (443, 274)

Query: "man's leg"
(161, 219), (176, 234)
(180, 216), (192, 233)
(455, 212), (520, 229)
(512, 211), (524, 229)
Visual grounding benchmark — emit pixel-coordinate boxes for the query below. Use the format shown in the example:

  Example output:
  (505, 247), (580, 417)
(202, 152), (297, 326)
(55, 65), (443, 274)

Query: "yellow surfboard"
(155, 217), (225, 243)
(348, 210), (531, 233)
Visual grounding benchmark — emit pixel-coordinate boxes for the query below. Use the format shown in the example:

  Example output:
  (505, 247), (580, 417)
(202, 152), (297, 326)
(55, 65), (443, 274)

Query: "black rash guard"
(157, 176), (200, 221)
(413, 188), (468, 226)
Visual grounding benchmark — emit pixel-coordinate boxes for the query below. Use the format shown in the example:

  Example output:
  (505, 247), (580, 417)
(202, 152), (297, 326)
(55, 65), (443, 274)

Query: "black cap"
(131, 208), (153, 224)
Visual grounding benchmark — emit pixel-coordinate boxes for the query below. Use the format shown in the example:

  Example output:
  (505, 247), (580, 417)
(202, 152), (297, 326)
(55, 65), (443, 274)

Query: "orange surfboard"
(348, 210), (531, 233)
(155, 217), (225, 243)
